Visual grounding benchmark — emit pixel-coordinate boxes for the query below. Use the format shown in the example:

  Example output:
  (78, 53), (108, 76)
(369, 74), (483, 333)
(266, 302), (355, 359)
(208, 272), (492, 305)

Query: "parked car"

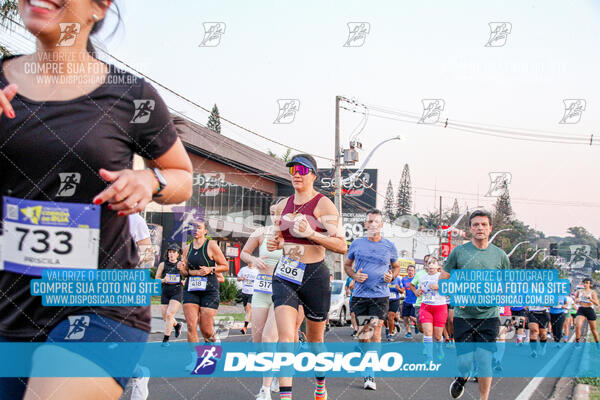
(328, 279), (351, 326)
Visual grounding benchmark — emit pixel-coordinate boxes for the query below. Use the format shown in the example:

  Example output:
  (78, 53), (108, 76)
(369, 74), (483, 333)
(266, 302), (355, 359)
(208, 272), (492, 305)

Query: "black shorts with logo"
(351, 297), (389, 320)
(527, 311), (549, 329)
(576, 307), (597, 321)
(272, 260), (331, 322)
(161, 284), (183, 304)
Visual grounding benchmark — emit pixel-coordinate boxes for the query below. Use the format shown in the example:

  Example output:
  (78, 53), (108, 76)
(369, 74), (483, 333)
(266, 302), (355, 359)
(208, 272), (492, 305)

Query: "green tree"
(207, 104), (221, 133)
(383, 180), (395, 221)
(0, 1), (19, 57)
(267, 148), (292, 162)
(396, 164), (412, 217)
(493, 187), (513, 226)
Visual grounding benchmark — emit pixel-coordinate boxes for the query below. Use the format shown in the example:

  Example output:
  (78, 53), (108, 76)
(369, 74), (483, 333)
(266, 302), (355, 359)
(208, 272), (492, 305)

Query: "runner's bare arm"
(344, 258), (355, 279)
(93, 138), (193, 216)
(267, 200), (286, 251)
(390, 260), (402, 279)
(209, 240), (229, 273)
(155, 262), (165, 282)
(180, 244), (190, 277)
(309, 197), (347, 254)
(591, 291), (599, 307)
(241, 227), (267, 270)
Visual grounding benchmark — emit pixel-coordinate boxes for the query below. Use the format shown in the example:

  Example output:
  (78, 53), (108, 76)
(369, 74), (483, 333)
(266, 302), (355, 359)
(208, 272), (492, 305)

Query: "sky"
(3, 0), (600, 237)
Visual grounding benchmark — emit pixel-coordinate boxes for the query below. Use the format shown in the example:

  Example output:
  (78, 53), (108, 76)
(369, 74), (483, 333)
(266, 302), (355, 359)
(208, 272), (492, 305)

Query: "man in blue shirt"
(344, 209), (402, 391)
(400, 264), (417, 338)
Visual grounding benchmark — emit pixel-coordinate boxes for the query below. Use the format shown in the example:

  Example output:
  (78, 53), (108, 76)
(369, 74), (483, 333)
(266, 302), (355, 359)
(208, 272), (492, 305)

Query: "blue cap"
(286, 156), (316, 172)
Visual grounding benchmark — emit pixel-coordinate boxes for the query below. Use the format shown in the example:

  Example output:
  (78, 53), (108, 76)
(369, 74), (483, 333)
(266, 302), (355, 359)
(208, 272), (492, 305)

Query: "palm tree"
(1, 0), (20, 56)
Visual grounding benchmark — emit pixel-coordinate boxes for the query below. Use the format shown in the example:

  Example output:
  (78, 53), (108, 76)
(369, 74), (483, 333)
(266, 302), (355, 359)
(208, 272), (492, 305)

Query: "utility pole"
(438, 196), (442, 258)
(334, 96), (343, 280)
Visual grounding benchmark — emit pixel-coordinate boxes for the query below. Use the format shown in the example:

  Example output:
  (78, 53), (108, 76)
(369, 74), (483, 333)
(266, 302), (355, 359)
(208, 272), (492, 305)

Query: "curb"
(573, 384), (590, 400)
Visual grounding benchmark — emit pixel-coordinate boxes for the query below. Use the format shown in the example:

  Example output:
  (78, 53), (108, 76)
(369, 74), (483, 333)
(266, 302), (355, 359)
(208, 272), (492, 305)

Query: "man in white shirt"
(237, 264), (259, 334)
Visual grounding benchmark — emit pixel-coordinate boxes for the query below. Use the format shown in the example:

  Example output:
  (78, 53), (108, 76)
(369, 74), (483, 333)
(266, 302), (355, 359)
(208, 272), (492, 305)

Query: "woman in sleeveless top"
(155, 243), (185, 346)
(181, 220), (228, 343)
(268, 154), (347, 399)
(574, 278), (599, 343)
(241, 204), (305, 399)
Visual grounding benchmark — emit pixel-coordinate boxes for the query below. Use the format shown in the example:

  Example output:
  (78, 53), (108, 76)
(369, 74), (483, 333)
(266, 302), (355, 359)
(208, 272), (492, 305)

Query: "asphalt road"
(119, 323), (562, 400)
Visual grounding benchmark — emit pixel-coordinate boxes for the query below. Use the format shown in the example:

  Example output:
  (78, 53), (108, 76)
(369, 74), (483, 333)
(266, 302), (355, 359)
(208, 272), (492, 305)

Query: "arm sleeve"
(132, 80), (178, 160)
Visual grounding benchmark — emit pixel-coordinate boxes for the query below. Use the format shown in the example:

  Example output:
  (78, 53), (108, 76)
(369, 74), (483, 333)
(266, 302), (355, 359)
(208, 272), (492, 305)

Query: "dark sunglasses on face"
(289, 164), (312, 176)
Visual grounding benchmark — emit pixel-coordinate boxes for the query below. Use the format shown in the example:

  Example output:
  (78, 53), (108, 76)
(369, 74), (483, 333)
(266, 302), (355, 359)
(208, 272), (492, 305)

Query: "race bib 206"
(274, 256), (306, 285)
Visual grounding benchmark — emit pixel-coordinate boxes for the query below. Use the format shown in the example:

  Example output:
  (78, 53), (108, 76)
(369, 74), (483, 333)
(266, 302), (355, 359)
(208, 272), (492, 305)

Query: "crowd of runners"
(0, 1), (599, 400)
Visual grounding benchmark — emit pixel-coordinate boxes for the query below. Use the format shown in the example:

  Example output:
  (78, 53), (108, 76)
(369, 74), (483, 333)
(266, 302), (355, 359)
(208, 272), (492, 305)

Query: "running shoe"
(405, 332), (413, 339)
(363, 377), (376, 390)
(241, 327), (247, 335)
(449, 377), (467, 399)
(255, 387), (272, 400)
(270, 378), (279, 393)
(386, 333), (392, 341)
(161, 340), (170, 348)
(325, 323), (331, 332)
(174, 322), (183, 338)
(414, 325), (420, 334)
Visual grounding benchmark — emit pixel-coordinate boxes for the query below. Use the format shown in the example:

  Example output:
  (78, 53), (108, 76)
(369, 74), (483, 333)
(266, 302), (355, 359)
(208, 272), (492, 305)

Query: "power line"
(1, 16), (334, 162)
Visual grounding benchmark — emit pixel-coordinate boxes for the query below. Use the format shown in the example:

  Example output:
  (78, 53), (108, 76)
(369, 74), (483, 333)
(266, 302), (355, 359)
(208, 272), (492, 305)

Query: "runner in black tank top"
(181, 220), (229, 346)
(155, 243), (184, 346)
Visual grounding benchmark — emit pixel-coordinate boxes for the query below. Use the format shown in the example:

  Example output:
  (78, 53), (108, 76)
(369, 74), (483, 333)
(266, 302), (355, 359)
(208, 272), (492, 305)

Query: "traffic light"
(549, 243), (558, 256)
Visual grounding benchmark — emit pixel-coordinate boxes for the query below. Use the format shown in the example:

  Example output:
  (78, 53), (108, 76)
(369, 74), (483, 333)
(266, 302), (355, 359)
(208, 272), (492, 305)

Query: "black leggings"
(550, 313), (565, 342)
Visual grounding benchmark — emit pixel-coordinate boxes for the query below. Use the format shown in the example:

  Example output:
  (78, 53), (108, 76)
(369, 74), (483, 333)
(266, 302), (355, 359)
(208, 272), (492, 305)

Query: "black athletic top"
(183, 240), (219, 293)
(162, 260), (182, 285)
(0, 55), (178, 338)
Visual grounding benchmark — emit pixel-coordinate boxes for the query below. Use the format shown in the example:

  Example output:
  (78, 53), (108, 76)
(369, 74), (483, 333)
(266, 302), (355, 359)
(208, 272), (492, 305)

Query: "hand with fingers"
(198, 266), (212, 276)
(93, 168), (156, 216)
(252, 255), (269, 271)
(0, 84), (18, 120)
(383, 270), (393, 283)
(354, 268), (368, 283)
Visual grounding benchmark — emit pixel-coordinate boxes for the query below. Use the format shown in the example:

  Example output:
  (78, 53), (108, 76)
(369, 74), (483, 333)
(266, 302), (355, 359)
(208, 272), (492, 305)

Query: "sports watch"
(150, 168), (167, 198)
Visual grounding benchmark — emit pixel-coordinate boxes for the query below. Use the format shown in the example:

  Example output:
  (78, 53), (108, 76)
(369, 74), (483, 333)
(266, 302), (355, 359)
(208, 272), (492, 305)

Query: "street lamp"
(490, 229), (512, 244)
(507, 241), (530, 258)
(341, 136), (402, 185)
(526, 249), (546, 264)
